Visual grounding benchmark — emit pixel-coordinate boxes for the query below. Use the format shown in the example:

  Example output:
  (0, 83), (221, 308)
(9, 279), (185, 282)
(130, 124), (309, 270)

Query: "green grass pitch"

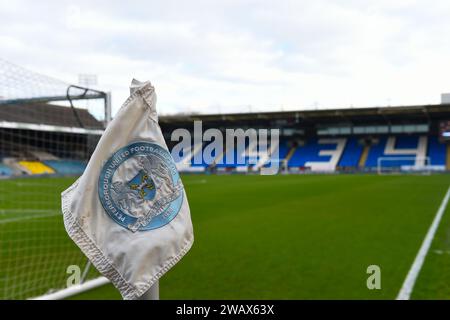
(1, 174), (450, 299)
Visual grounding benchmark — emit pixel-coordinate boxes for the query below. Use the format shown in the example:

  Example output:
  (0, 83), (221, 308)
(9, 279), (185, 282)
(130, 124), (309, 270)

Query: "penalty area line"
(396, 184), (450, 300)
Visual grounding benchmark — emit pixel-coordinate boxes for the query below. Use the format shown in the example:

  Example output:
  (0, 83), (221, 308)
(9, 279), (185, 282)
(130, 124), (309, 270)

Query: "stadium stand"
(29, 151), (59, 161)
(3, 157), (28, 175)
(364, 136), (430, 169)
(215, 140), (251, 168)
(43, 160), (87, 175)
(166, 134), (448, 173)
(289, 139), (339, 168)
(18, 161), (55, 174)
(338, 137), (364, 168)
(428, 136), (446, 166)
(260, 141), (290, 170)
(0, 100), (103, 177)
(1, 95), (450, 175)
(0, 163), (12, 176)
(159, 104), (450, 174)
(174, 142), (206, 172)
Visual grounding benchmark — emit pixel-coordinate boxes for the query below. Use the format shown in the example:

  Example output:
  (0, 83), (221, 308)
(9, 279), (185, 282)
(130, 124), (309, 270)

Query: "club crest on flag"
(98, 141), (184, 232)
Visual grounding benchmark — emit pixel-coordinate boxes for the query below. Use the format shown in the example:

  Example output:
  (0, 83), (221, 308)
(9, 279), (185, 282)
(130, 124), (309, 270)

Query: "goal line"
(396, 185), (450, 299)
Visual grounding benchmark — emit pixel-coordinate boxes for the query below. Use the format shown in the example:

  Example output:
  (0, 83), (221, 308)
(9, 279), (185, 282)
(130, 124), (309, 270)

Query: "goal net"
(0, 59), (109, 299)
(377, 156), (431, 175)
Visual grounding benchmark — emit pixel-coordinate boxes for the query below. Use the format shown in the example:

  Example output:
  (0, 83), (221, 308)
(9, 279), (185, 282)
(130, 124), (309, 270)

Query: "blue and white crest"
(98, 142), (183, 232)
(128, 169), (156, 201)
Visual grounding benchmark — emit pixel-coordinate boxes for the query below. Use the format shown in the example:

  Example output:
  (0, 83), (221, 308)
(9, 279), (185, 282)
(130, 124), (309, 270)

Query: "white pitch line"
(0, 211), (60, 224)
(396, 185), (450, 300)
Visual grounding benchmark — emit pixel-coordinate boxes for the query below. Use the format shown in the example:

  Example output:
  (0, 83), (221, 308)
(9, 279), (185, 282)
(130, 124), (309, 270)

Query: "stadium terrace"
(1, 101), (450, 177)
(159, 103), (450, 174)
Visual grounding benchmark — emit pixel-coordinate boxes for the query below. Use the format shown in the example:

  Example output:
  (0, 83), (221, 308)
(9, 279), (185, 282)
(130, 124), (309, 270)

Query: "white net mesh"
(0, 60), (105, 299)
(0, 59), (94, 103)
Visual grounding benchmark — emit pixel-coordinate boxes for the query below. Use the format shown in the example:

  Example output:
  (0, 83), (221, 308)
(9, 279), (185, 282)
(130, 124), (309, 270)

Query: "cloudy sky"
(2, 0), (450, 115)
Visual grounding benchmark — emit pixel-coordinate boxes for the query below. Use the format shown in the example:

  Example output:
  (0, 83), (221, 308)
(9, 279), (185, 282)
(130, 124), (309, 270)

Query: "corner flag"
(61, 79), (194, 299)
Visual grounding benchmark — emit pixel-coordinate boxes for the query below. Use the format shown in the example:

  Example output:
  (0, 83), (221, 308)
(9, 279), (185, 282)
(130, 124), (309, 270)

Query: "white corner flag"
(61, 79), (194, 300)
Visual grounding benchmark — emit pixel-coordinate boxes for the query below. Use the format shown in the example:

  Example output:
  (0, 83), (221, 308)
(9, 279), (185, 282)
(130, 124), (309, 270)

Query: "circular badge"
(98, 142), (183, 232)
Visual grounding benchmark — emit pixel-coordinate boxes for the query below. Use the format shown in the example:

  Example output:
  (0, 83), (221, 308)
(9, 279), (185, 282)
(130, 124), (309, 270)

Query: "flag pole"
(138, 281), (159, 300)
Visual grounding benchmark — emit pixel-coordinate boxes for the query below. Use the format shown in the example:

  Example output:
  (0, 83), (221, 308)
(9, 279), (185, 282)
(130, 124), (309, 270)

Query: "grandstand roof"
(0, 103), (103, 129)
(159, 103), (450, 128)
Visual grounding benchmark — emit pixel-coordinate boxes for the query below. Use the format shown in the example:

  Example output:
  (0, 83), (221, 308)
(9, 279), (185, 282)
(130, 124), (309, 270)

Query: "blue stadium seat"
(262, 141), (290, 168)
(428, 136), (446, 165)
(0, 164), (13, 176)
(288, 139), (339, 167)
(277, 143), (289, 161)
(338, 137), (363, 167)
(172, 140), (292, 169)
(215, 139), (253, 168)
(365, 136), (425, 167)
(191, 144), (215, 168)
(43, 160), (87, 175)
(394, 136), (421, 149)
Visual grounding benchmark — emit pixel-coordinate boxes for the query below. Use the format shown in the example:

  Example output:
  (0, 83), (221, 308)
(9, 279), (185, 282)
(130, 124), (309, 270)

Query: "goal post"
(0, 60), (110, 299)
(377, 156), (431, 175)
(281, 158), (289, 174)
